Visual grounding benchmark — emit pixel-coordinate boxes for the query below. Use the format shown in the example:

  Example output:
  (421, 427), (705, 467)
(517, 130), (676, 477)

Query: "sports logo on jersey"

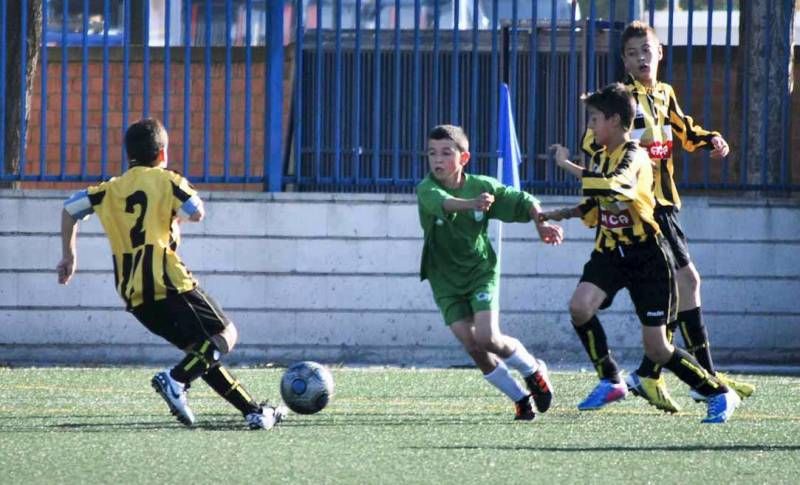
(474, 292), (492, 302)
(599, 208), (634, 229)
(473, 211), (484, 222)
(435, 218), (444, 226)
(643, 140), (673, 160)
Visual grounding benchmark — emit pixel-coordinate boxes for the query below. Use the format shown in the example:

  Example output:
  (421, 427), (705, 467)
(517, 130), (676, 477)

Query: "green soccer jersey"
(416, 173), (539, 299)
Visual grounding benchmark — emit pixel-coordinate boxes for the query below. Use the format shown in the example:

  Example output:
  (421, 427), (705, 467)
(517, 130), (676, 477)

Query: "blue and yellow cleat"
(701, 389), (741, 423)
(578, 379), (627, 411)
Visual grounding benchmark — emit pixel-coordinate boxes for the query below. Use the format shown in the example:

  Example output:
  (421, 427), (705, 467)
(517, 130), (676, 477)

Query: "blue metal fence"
(0, 0), (797, 193)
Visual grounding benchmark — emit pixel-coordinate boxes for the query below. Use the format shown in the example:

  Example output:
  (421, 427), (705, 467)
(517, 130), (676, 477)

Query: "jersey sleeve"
(487, 178), (538, 223)
(666, 84), (720, 152)
(577, 197), (599, 228)
(64, 184), (107, 220)
(581, 149), (643, 202)
(416, 177), (451, 221)
(168, 171), (202, 221)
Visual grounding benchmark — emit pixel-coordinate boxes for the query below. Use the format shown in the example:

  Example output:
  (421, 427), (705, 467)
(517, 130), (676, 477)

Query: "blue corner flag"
(497, 83), (521, 190)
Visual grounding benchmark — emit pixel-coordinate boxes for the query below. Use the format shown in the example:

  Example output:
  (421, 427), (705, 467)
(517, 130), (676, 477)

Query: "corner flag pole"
(494, 83), (523, 290)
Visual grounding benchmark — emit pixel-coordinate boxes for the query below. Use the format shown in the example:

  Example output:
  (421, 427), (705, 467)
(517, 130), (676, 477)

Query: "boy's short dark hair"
(428, 124), (469, 153)
(621, 20), (659, 52)
(582, 83), (636, 131)
(125, 118), (169, 166)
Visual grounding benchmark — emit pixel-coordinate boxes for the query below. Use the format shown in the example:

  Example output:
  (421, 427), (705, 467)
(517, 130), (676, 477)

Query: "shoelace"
(707, 394), (726, 416)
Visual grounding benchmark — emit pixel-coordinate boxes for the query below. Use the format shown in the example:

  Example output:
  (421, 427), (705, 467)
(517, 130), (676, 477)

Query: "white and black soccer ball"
(280, 361), (334, 415)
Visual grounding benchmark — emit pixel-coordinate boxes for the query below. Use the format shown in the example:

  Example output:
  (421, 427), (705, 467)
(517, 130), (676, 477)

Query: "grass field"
(1, 367), (799, 484)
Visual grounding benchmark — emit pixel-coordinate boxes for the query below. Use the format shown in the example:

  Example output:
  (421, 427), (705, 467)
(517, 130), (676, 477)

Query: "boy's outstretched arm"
(57, 209), (79, 285)
(442, 192), (494, 213)
(539, 206), (582, 222)
(667, 87), (729, 158)
(529, 203), (564, 245)
(549, 144), (584, 178)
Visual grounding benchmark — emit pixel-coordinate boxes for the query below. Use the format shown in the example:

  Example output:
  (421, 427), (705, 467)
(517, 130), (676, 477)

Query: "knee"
(472, 333), (498, 352)
(678, 266), (701, 293)
(211, 323), (238, 354)
(569, 296), (595, 325)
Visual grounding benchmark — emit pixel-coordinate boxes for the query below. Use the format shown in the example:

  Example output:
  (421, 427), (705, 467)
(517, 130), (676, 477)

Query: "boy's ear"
(459, 150), (471, 165)
(657, 43), (664, 61)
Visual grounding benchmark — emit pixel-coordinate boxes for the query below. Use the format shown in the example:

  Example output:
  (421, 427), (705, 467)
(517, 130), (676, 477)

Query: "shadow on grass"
(405, 444), (800, 452)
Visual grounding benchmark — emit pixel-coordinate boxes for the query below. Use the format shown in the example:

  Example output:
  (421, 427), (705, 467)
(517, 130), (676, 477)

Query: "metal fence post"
(266, 0), (284, 192)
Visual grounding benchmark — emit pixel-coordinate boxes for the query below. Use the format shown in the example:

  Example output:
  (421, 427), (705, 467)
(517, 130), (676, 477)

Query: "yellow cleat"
(625, 373), (682, 413)
(716, 372), (755, 399)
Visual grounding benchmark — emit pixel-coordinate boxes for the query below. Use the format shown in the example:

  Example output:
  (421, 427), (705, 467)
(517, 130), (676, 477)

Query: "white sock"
(504, 346), (539, 377)
(484, 361), (528, 402)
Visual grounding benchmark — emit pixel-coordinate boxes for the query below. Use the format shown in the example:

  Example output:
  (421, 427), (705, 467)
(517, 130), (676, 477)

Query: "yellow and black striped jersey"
(64, 166), (202, 309)
(579, 141), (661, 252)
(582, 75), (720, 209)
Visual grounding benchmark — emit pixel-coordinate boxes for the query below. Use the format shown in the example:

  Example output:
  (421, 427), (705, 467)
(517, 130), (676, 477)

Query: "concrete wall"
(1, 190), (799, 367)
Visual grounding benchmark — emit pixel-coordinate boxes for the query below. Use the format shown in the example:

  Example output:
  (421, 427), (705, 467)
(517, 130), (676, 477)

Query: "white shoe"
(702, 389), (741, 423)
(246, 404), (289, 430)
(151, 370), (195, 426)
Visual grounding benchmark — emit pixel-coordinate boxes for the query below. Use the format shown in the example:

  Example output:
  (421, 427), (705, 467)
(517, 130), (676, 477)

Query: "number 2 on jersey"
(125, 191), (148, 247)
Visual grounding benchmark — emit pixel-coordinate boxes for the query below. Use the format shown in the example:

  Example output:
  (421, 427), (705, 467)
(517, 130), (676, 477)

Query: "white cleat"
(151, 370), (195, 426)
(246, 403), (289, 430)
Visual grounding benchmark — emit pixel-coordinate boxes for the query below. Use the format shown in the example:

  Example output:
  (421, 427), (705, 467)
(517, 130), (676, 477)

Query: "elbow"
(189, 208), (205, 222)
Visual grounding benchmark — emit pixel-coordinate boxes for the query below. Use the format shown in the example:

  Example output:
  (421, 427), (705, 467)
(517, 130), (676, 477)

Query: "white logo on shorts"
(475, 292), (492, 302)
(646, 310), (665, 317)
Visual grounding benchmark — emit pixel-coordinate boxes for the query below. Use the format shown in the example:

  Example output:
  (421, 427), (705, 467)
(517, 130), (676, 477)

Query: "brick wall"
(22, 47), (294, 190)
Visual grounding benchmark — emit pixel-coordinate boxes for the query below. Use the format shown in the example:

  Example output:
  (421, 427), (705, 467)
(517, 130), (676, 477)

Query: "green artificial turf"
(1, 367), (798, 484)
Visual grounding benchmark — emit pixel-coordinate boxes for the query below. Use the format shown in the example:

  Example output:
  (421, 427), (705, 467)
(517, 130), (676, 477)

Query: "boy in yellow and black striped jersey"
(580, 21), (754, 412)
(57, 118), (286, 430)
(545, 83), (739, 423)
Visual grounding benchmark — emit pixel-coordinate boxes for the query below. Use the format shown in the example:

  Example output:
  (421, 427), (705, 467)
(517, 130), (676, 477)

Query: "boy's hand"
(536, 221), (564, 245)
(57, 257), (76, 285)
(710, 136), (729, 159)
(549, 144), (572, 169)
(473, 192), (495, 212)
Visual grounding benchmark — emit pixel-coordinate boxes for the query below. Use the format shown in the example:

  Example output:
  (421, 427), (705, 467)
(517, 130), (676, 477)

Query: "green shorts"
(434, 283), (500, 325)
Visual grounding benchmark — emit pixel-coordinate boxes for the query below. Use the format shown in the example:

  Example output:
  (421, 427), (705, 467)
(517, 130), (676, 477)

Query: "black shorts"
(579, 237), (678, 327)
(130, 287), (232, 350)
(654, 205), (692, 269)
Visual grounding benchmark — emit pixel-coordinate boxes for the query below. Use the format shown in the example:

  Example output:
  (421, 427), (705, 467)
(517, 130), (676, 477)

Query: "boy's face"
(587, 106), (618, 146)
(622, 33), (662, 86)
(427, 138), (470, 184)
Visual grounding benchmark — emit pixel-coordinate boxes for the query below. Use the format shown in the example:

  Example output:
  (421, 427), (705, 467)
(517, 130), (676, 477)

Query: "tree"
(3, 0), (43, 189)
(737, 0), (795, 189)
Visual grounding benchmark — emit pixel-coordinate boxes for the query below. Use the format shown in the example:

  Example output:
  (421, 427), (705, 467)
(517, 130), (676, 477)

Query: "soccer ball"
(280, 361), (334, 415)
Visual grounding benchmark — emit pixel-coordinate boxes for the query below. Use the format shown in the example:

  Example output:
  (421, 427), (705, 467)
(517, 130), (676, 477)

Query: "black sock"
(574, 316), (620, 383)
(202, 364), (261, 416)
(676, 307), (715, 374)
(664, 348), (727, 397)
(170, 339), (219, 384)
(636, 325), (672, 378)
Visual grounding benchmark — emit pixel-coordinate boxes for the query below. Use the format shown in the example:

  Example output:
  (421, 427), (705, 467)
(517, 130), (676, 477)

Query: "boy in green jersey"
(416, 124), (563, 420)
(580, 21), (754, 412)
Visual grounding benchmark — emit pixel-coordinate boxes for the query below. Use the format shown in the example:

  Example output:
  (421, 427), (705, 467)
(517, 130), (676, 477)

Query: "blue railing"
(0, 0), (797, 193)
